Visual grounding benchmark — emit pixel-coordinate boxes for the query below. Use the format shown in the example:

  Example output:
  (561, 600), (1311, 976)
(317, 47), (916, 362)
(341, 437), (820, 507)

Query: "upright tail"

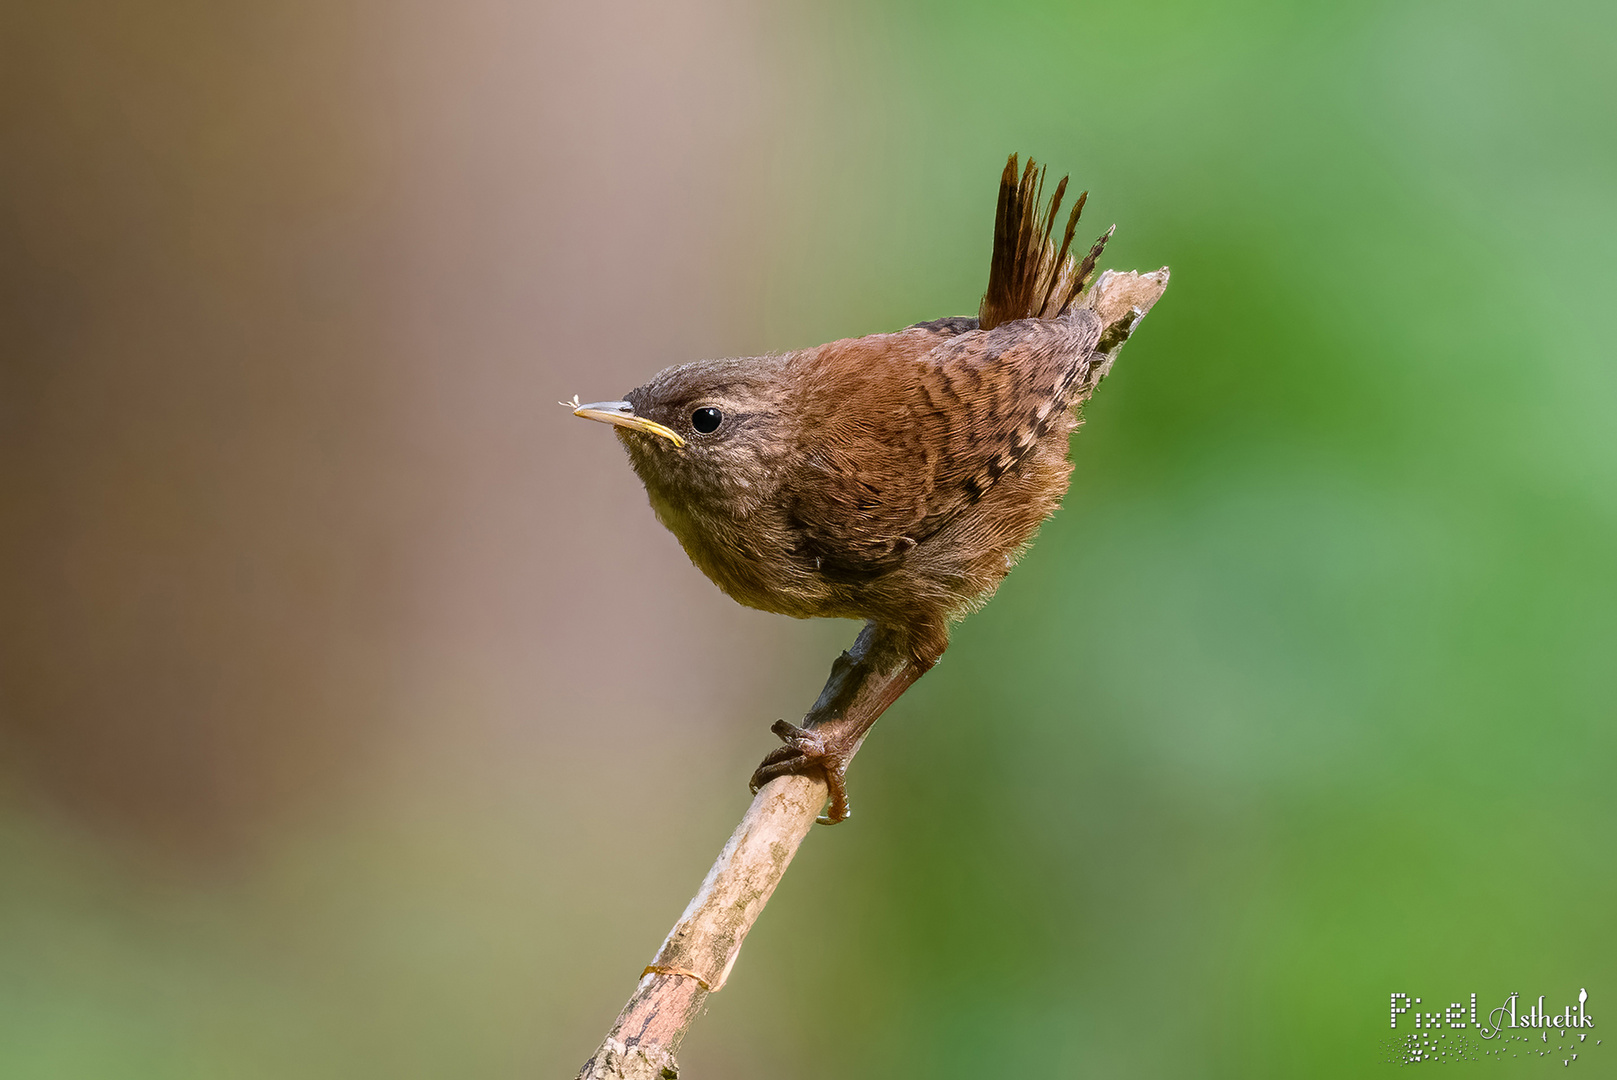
(977, 154), (1112, 331)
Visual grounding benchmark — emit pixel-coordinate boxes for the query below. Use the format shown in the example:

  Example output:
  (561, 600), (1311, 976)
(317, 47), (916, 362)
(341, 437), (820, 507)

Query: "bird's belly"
(648, 493), (831, 618)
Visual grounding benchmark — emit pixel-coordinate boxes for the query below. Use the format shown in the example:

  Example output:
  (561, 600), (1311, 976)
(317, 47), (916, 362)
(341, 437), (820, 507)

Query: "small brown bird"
(571, 155), (1167, 822)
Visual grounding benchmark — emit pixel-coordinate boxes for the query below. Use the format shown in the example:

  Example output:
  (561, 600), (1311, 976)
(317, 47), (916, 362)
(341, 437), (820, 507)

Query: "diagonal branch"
(575, 623), (913, 1080)
(574, 774), (824, 1080)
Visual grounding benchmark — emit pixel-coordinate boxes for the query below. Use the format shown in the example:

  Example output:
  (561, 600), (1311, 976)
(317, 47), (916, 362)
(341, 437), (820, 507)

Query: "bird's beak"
(570, 400), (686, 448)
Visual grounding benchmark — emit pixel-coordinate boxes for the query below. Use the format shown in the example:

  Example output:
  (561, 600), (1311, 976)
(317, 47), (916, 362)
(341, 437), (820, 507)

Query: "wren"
(570, 155), (1168, 822)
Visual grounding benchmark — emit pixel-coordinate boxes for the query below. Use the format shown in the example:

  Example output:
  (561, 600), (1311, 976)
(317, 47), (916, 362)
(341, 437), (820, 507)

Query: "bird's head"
(570, 354), (798, 516)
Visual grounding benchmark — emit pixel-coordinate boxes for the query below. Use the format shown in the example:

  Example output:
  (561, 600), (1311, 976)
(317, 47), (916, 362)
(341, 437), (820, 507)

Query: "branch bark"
(575, 622), (915, 1080)
(574, 772), (826, 1080)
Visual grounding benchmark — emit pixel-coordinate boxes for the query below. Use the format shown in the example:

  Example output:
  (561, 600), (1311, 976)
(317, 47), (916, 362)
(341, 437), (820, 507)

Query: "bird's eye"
(691, 406), (723, 434)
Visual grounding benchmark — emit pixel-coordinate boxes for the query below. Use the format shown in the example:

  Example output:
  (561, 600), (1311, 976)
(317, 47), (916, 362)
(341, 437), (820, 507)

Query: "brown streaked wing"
(786, 313), (1102, 581)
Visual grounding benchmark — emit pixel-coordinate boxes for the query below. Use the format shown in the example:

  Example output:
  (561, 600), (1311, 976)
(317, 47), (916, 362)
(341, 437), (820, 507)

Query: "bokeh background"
(2, 0), (1613, 1076)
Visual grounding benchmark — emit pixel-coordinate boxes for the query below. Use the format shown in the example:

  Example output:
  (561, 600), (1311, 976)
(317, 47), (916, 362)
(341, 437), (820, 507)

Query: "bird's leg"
(749, 621), (935, 824)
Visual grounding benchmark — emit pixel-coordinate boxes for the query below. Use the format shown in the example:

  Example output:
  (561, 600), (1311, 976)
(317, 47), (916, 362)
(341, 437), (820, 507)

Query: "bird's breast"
(645, 487), (830, 618)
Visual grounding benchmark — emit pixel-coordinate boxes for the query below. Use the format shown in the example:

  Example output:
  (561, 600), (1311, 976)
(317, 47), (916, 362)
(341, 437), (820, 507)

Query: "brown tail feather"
(978, 154), (1112, 331)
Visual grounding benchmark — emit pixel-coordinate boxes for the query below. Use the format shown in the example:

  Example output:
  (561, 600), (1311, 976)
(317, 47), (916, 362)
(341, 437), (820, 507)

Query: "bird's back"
(746, 155), (1135, 660)
(772, 304), (1103, 660)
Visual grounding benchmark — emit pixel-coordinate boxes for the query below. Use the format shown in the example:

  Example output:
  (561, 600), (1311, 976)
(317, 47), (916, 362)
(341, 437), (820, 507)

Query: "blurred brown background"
(3, 0), (816, 852)
(2, 2), (844, 1072)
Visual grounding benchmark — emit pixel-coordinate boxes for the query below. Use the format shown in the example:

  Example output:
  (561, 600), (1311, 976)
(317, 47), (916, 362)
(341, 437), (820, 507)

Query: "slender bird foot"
(745, 622), (936, 825)
(749, 719), (857, 824)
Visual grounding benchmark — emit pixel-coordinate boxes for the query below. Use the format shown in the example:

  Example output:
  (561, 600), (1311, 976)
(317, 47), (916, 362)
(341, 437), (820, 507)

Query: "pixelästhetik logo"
(1385, 989), (1599, 1066)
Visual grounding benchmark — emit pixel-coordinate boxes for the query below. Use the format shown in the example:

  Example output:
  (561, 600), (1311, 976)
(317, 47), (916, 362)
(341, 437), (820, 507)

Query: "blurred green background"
(2, 0), (1612, 1076)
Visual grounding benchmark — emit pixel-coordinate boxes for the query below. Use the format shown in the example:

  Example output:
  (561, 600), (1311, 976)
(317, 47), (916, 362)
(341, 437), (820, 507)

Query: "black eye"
(691, 406), (723, 434)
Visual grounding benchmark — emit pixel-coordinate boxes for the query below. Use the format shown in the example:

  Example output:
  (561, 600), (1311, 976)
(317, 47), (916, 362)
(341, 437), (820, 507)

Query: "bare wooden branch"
(575, 622), (914, 1079)
(574, 773), (826, 1080)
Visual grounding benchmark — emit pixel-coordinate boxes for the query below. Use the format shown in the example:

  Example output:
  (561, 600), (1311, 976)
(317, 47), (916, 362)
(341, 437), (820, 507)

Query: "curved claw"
(747, 720), (854, 824)
(817, 766), (851, 825)
(749, 752), (809, 791)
